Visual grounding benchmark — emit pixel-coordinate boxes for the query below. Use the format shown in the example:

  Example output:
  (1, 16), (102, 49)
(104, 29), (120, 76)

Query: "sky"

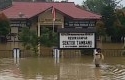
(55, 0), (125, 7)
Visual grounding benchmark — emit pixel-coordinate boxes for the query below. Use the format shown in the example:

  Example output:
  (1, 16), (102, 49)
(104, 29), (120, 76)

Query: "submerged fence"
(0, 50), (13, 58)
(102, 49), (124, 57)
(0, 49), (125, 58)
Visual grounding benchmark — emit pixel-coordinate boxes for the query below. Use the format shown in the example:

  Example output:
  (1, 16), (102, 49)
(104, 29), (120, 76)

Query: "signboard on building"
(64, 20), (96, 28)
(59, 33), (95, 49)
(10, 20), (31, 27)
(39, 18), (62, 24)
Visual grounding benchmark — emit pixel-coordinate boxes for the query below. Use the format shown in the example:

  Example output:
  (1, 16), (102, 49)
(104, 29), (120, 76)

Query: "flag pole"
(53, 20), (55, 33)
(52, 6), (55, 33)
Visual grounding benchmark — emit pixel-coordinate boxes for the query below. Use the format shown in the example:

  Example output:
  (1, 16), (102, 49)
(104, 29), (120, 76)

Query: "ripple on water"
(0, 58), (125, 80)
(0, 69), (24, 80)
(102, 64), (125, 80)
(0, 58), (23, 80)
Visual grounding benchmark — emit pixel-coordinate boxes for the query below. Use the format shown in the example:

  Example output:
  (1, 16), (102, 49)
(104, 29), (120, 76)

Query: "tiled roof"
(2, 2), (101, 19)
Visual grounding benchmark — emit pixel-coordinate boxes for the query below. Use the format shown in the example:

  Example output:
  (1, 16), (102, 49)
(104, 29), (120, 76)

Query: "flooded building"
(2, 2), (101, 42)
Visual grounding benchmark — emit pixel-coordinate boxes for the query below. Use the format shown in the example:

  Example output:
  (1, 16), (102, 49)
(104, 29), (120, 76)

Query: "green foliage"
(83, 0), (117, 14)
(19, 27), (39, 56)
(96, 21), (106, 36)
(40, 27), (58, 47)
(0, 13), (10, 37)
(101, 4), (125, 42)
(84, 0), (125, 42)
(19, 27), (31, 48)
(83, 0), (103, 13)
(19, 27), (58, 56)
(101, 5), (116, 36)
(116, 9), (125, 37)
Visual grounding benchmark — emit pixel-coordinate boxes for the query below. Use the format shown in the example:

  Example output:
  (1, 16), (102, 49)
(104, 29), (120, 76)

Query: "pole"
(38, 23), (41, 56)
(52, 6), (55, 33)
(123, 37), (125, 46)
(53, 20), (55, 33)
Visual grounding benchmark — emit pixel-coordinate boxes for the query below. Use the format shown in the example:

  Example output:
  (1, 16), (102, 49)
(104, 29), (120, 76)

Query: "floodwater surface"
(0, 57), (125, 80)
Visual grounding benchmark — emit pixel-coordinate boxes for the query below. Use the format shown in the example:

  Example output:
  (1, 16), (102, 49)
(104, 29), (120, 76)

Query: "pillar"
(38, 23), (41, 37)
(38, 22), (41, 56)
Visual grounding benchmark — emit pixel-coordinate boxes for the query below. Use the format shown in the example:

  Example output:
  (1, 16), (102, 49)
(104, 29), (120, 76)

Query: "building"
(2, 2), (101, 42)
(0, 0), (12, 10)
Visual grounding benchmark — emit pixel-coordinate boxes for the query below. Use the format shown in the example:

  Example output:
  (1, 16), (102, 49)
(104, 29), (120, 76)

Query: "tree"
(101, 5), (116, 36)
(0, 13), (10, 43)
(29, 30), (39, 55)
(83, 0), (103, 13)
(101, 1), (125, 42)
(40, 27), (58, 47)
(83, 0), (120, 14)
(19, 27), (58, 56)
(84, 0), (124, 42)
(96, 20), (106, 36)
(115, 9), (125, 41)
(19, 27), (31, 48)
(19, 27), (39, 56)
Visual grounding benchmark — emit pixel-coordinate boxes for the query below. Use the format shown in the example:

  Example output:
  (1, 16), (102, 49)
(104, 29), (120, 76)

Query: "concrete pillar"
(53, 48), (60, 64)
(38, 22), (41, 56)
(62, 19), (64, 28)
(53, 48), (60, 58)
(13, 48), (20, 59)
(13, 48), (20, 64)
(38, 23), (41, 37)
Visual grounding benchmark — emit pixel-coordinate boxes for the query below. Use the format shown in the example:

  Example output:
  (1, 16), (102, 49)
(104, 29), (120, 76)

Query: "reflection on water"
(0, 57), (125, 80)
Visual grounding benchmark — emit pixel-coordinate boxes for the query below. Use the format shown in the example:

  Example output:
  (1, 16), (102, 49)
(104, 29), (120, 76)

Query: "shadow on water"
(0, 57), (125, 80)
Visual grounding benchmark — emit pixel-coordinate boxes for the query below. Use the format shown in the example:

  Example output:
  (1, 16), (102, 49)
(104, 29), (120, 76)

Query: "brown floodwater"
(0, 56), (125, 80)
(0, 42), (125, 80)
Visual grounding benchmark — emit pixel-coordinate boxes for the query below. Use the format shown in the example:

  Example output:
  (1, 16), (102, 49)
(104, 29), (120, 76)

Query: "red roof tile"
(2, 2), (101, 19)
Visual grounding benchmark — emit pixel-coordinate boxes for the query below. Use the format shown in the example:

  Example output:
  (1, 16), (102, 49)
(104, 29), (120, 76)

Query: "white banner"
(59, 33), (95, 49)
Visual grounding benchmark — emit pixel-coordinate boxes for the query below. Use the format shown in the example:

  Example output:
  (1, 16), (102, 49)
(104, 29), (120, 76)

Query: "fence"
(0, 49), (125, 58)
(102, 49), (124, 57)
(0, 50), (13, 58)
(0, 50), (32, 58)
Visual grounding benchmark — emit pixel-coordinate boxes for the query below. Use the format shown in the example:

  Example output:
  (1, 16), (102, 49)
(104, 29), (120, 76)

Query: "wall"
(38, 10), (64, 27)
